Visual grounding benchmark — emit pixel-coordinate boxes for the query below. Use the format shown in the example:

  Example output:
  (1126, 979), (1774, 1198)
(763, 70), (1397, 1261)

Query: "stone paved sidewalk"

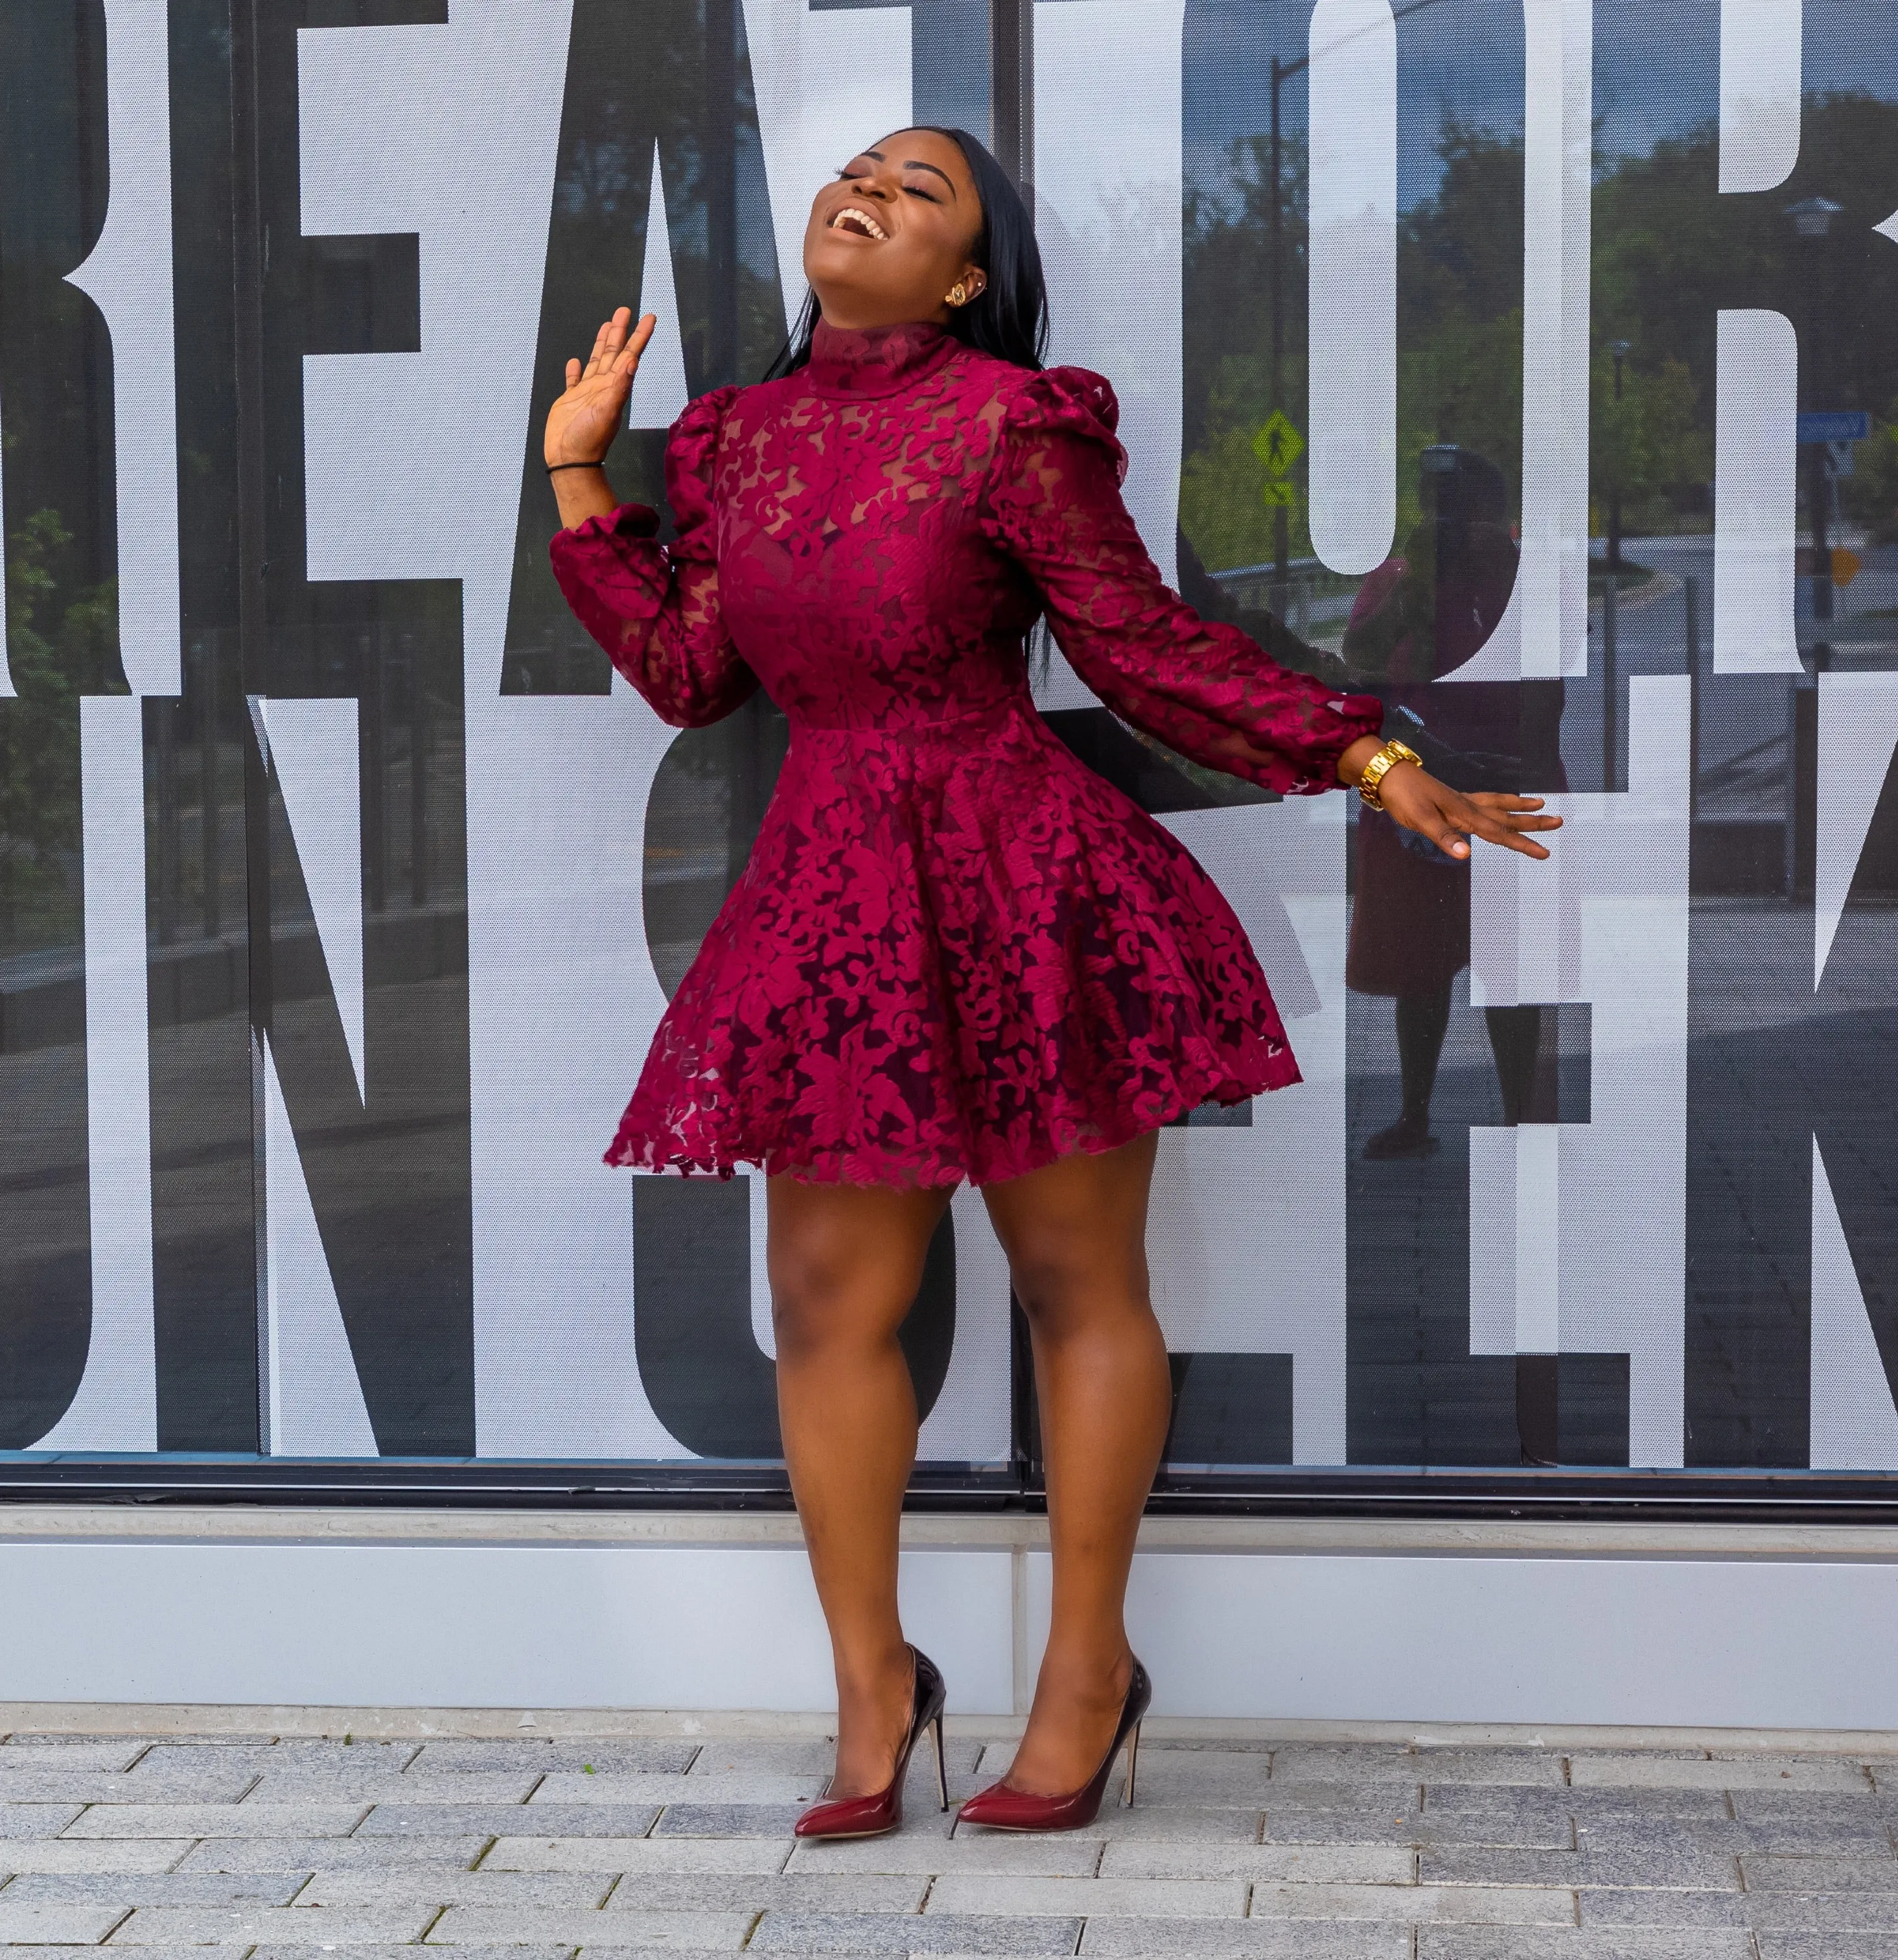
(3, 1728), (1897, 1959)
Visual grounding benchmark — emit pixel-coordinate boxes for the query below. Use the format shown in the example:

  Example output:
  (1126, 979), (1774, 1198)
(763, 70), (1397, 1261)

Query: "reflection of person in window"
(541, 132), (1559, 1839)
(1341, 446), (1567, 1160)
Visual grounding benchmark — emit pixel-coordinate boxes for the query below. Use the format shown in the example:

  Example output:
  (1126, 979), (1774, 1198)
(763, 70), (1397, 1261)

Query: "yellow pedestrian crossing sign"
(1260, 480), (1298, 509)
(1253, 412), (1304, 477)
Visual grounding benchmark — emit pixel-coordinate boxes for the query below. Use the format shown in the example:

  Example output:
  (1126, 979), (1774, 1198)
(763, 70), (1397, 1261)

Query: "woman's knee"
(1007, 1235), (1151, 1334)
(767, 1215), (930, 1361)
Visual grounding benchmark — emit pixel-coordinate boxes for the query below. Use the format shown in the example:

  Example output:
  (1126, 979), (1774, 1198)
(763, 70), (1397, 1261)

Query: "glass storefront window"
(3, 0), (1897, 1510)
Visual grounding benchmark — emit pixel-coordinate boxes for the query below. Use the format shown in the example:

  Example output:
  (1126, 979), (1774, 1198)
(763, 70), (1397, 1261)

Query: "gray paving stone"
(262, 1950), (576, 1960)
(483, 1839), (790, 1877)
(1075, 1751), (1269, 1807)
(1577, 1887), (1751, 1925)
(1744, 1889), (1898, 1927)
(926, 1873), (1245, 1916)
(1, 1736), (150, 1751)
(747, 1912), (1080, 1953)
(3, 1873), (308, 1906)
(425, 1907), (750, 1946)
(254, 1949), (575, 1960)
(1744, 1851), (1898, 1889)
(410, 1742), (697, 1777)
(1256, 1808), (1433, 1848)
(534, 1774), (820, 1806)
(787, 1835), (1097, 1877)
(105, 1906), (435, 1944)
(0, 1745), (148, 1773)
(178, 1837), (491, 1874)
(1409, 1752), (1571, 1787)
(246, 1773), (541, 1804)
(1248, 1880), (1573, 1924)
(648, 1806), (807, 1839)
(1756, 1935), (1898, 1959)
(960, 1804), (1257, 1843)
(0, 1902), (128, 1942)
(6, 1950), (229, 1960)
(0, 1841), (190, 1873)
(0, 1771), (260, 1804)
(675, 1740), (833, 1779)
(1096, 1842), (1412, 1884)
(1422, 1845), (1739, 1891)
(1577, 1813), (1889, 1859)
(1733, 1789), (1893, 1825)
(98, 1738), (279, 1749)
(1559, 1789), (1733, 1821)
(1569, 1753), (1869, 1792)
(65, 1807), (369, 1839)
(606, 1874), (925, 1912)
(357, 1805), (658, 1839)
(1416, 1933), (1753, 1959)
(1264, 1747), (1425, 1786)
(300, 1870), (615, 1907)
(1078, 1925), (1411, 1959)
(1255, 1781), (1426, 1814)
(137, 1745), (419, 1776)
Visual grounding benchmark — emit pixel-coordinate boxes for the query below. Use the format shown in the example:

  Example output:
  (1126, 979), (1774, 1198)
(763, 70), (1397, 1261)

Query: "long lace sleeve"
(977, 369), (1383, 794)
(548, 386), (759, 727)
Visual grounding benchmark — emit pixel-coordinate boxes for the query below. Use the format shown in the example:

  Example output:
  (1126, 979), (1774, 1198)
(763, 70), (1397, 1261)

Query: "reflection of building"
(2, 0), (1898, 1731)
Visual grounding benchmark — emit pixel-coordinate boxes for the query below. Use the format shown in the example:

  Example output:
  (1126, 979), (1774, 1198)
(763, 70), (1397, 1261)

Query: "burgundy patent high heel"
(793, 1646), (949, 1841)
(957, 1657), (1152, 1832)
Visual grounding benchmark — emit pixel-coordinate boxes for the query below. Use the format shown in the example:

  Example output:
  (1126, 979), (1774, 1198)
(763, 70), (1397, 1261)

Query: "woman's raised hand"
(544, 308), (656, 468)
(1376, 766), (1562, 861)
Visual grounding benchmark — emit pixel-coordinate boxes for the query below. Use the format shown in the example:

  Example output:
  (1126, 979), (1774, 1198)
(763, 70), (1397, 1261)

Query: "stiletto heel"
(929, 1712), (949, 1811)
(958, 1657), (1152, 1833)
(793, 1646), (947, 1841)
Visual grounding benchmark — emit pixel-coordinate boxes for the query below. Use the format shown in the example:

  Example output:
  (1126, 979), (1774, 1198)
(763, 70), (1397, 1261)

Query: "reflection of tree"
(1181, 92), (1898, 572)
(0, 508), (121, 951)
(1181, 122), (1527, 575)
(1593, 92), (1898, 537)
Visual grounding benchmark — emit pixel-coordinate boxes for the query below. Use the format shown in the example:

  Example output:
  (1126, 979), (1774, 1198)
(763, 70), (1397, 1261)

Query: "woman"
(542, 127), (1558, 1837)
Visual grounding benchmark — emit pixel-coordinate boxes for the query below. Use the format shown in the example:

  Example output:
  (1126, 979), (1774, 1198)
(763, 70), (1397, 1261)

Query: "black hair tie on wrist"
(546, 460), (604, 475)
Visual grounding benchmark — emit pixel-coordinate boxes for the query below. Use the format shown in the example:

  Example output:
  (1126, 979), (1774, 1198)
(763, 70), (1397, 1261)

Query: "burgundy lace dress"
(551, 319), (1383, 1187)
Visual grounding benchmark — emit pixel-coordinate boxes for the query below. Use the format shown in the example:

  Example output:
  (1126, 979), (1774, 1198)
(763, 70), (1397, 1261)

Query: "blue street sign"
(1798, 411), (1871, 444)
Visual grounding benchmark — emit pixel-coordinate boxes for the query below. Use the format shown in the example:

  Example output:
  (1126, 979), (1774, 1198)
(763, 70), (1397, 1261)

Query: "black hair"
(763, 126), (1049, 380)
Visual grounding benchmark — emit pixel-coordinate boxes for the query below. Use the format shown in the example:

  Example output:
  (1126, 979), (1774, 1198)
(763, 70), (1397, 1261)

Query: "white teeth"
(832, 205), (887, 240)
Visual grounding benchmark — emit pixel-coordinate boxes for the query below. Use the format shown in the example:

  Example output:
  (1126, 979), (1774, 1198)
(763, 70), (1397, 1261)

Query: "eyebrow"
(861, 148), (958, 196)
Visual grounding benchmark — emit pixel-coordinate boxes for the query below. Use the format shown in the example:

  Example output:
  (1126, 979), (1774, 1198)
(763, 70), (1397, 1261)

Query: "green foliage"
(0, 507), (121, 950)
(1180, 91), (1898, 574)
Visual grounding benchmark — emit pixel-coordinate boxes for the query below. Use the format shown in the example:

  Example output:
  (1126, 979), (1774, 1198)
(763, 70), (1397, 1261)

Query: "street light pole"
(1606, 340), (1630, 576)
(1787, 196), (1844, 635)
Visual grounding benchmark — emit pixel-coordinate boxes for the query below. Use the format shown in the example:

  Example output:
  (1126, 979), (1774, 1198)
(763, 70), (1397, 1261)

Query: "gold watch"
(1356, 738), (1422, 811)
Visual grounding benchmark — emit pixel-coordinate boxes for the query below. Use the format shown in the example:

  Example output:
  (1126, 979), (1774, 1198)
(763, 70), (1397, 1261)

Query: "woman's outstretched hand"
(1376, 765), (1561, 861)
(544, 307), (656, 467)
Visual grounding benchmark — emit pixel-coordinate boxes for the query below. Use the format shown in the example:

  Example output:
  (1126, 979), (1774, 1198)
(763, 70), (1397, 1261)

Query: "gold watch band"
(1357, 738), (1422, 811)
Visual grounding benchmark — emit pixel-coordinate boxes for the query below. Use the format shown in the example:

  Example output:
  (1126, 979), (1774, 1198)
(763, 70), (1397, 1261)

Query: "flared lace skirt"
(607, 699), (1302, 1187)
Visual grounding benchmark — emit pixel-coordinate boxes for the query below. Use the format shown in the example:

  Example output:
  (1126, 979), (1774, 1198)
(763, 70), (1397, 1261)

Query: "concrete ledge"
(4, 1519), (1898, 1731)
(2, 1700), (1896, 1755)
(10, 1503), (1898, 1559)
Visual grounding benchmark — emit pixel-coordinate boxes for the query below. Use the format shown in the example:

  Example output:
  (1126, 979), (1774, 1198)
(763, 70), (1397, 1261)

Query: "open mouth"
(829, 205), (888, 241)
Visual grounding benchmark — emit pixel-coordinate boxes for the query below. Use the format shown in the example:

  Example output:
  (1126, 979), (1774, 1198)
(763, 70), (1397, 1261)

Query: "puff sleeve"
(976, 368), (1382, 794)
(548, 385), (759, 727)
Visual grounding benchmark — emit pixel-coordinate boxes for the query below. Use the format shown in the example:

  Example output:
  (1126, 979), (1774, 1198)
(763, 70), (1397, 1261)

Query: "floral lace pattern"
(551, 320), (1383, 1185)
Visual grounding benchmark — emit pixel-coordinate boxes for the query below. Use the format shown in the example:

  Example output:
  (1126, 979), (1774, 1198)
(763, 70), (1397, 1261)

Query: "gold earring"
(946, 282), (967, 307)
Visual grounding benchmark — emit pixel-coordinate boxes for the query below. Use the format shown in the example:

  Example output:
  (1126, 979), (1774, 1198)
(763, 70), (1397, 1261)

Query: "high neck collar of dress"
(805, 318), (959, 399)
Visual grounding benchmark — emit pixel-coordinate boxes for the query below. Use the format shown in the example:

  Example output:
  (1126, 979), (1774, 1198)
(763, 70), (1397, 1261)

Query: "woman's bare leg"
(981, 1130), (1171, 1793)
(769, 1174), (954, 1797)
